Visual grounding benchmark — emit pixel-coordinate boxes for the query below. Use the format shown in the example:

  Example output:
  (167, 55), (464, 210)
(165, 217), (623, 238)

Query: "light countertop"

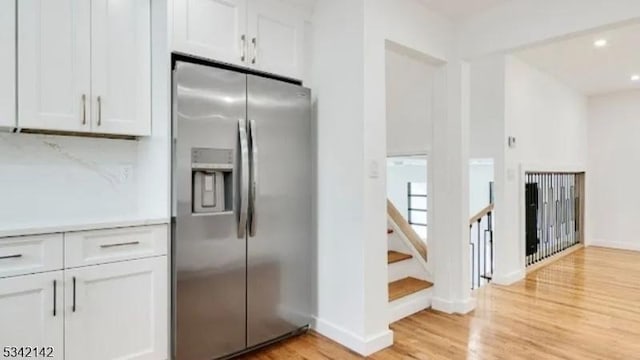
(0, 217), (170, 238)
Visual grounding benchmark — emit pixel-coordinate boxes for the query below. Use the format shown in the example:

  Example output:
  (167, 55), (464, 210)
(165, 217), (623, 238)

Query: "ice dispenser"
(191, 148), (233, 214)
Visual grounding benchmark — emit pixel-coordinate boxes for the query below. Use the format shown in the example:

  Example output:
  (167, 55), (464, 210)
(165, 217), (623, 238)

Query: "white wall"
(385, 47), (435, 155)
(310, 0), (370, 354)
(365, 0), (475, 320)
(506, 56), (588, 167)
(312, 0), (469, 353)
(469, 160), (494, 215)
(587, 90), (640, 250)
(386, 158), (427, 220)
(489, 55), (588, 284)
(469, 55), (505, 160)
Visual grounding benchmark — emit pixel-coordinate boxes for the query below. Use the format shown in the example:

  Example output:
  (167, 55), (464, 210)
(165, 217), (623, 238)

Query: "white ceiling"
(419, 0), (509, 19)
(515, 22), (640, 96)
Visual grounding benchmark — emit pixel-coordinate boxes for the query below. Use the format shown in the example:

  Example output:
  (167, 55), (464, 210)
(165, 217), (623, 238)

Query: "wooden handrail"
(469, 203), (494, 225)
(387, 199), (427, 260)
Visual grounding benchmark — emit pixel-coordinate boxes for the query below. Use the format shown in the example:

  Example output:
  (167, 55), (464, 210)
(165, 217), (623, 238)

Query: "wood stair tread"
(388, 277), (433, 302)
(388, 250), (412, 264)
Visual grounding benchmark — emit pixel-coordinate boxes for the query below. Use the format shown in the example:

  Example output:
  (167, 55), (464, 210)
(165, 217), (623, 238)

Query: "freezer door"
(173, 61), (248, 360)
(246, 75), (312, 347)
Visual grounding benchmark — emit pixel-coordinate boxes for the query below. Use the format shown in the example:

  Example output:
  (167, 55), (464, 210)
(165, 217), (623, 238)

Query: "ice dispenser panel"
(191, 148), (233, 214)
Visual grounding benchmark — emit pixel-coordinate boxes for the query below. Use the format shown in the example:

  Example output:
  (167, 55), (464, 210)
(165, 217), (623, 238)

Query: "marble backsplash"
(0, 132), (145, 230)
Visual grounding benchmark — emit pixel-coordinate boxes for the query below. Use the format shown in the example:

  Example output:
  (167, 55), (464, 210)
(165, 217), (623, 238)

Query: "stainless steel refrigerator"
(171, 60), (312, 360)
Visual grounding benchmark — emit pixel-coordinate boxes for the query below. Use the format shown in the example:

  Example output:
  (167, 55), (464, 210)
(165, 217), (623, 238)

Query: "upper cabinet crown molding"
(172, 0), (307, 80)
(17, 0), (152, 137)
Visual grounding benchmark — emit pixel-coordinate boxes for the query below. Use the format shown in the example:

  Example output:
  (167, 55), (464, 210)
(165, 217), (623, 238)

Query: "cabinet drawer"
(0, 234), (63, 278)
(65, 225), (168, 268)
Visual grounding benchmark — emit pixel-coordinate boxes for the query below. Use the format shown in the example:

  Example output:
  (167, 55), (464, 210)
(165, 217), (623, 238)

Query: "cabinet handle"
(72, 277), (77, 312)
(53, 280), (57, 317)
(240, 35), (246, 62)
(100, 241), (140, 249)
(0, 254), (22, 260)
(251, 37), (257, 64)
(81, 94), (87, 125)
(97, 96), (102, 126)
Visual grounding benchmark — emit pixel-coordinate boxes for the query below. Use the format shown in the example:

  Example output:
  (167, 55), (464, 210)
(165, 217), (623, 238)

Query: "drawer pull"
(53, 280), (57, 317)
(72, 277), (76, 312)
(100, 241), (140, 249)
(0, 254), (22, 260)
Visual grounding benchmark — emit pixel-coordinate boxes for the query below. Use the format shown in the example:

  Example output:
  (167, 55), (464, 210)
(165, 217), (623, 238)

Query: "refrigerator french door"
(172, 60), (312, 360)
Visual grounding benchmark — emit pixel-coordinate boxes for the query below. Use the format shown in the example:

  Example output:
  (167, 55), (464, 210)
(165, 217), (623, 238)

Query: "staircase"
(387, 200), (433, 323)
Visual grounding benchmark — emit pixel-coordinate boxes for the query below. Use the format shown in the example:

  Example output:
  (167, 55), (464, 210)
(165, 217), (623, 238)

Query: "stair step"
(387, 250), (412, 264)
(388, 277), (433, 302)
(387, 229), (394, 234)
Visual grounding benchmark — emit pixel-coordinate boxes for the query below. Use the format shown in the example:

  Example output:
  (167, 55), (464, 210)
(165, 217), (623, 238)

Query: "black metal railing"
(525, 172), (582, 267)
(470, 205), (494, 290)
(407, 182), (427, 233)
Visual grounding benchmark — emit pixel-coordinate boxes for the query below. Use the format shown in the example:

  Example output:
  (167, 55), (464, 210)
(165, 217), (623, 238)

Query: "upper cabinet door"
(248, 0), (305, 80)
(65, 257), (168, 360)
(91, 0), (151, 136)
(173, 0), (248, 67)
(0, 0), (15, 128)
(18, 0), (91, 132)
(0, 271), (64, 359)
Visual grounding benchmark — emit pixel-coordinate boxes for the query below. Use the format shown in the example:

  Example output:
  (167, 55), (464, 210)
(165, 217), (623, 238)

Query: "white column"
(429, 61), (475, 313)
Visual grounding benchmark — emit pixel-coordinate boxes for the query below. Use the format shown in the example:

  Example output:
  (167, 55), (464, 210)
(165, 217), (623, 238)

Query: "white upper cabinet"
(17, 0), (151, 136)
(0, 0), (15, 128)
(64, 257), (168, 360)
(173, 0), (248, 67)
(172, 0), (306, 80)
(18, 0), (92, 133)
(91, 0), (151, 136)
(0, 271), (64, 359)
(248, 0), (304, 80)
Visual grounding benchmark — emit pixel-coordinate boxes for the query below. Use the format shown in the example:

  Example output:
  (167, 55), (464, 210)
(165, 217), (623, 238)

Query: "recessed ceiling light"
(593, 39), (608, 48)
(632, 74), (640, 82)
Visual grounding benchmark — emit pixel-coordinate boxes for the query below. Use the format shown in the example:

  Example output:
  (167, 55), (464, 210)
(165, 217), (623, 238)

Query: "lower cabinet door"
(65, 257), (168, 360)
(0, 271), (64, 359)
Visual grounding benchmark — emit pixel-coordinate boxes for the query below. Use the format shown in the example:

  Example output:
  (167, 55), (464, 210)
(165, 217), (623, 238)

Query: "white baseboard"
(588, 241), (640, 252)
(313, 317), (394, 356)
(389, 288), (432, 323)
(492, 269), (525, 286)
(431, 296), (476, 314)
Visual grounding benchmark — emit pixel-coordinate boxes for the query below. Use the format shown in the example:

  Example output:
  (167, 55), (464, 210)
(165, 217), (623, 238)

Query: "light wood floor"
(241, 247), (640, 359)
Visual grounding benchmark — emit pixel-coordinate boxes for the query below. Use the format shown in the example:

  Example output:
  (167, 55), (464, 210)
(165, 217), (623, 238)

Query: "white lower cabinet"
(65, 257), (168, 360)
(0, 224), (169, 360)
(0, 271), (64, 359)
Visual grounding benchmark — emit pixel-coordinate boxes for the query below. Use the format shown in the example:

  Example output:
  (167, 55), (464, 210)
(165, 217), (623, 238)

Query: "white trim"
(312, 318), (394, 356)
(519, 163), (587, 174)
(492, 268), (525, 285)
(431, 296), (476, 314)
(386, 150), (430, 158)
(454, 297), (477, 314)
(389, 288), (432, 323)
(588, 241), (640, 252)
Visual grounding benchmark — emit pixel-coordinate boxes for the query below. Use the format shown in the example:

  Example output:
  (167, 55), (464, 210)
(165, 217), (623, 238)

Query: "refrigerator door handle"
(238, 119), (250, 238)
(249, 119), (258, 237)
